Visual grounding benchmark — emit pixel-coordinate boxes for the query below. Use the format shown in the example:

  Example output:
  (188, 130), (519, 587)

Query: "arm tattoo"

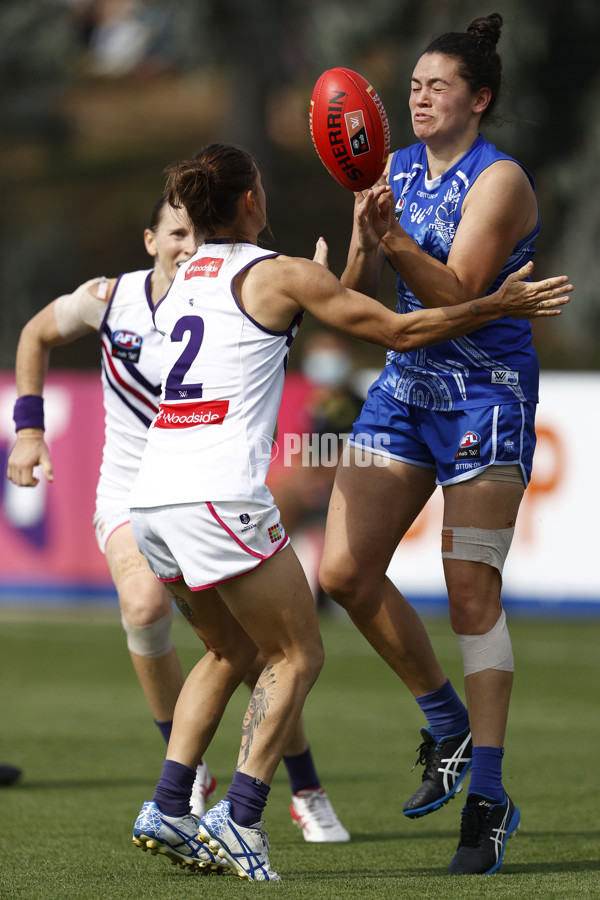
(237, 665), (276, 769)
(166, 584), (197, 626)
(469, 299), (483, 316)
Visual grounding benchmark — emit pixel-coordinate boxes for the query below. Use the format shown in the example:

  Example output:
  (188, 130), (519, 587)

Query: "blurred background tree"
(1, 0), (598, 370)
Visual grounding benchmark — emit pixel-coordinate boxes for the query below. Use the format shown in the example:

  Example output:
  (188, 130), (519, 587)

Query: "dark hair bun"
(467, 12), (503, 49)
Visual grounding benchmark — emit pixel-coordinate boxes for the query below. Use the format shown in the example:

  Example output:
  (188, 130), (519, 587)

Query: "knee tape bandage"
(441, 525), (514, 575)
(121, 608), (174, 658)
(456, 609), (514, 676)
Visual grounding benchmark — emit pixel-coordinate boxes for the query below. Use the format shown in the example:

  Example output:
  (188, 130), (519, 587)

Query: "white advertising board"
(381, 372), (599, 614)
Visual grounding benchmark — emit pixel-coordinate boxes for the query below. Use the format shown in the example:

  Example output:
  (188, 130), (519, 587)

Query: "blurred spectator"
(75, 0), (174, 77)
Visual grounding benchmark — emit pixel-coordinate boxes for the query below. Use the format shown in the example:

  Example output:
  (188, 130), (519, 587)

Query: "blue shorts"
(348, 384), (537, 486)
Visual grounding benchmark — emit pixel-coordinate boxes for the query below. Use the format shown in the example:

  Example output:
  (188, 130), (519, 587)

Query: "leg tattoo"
(166, 584), (197, 626)
(238, 666), (276, 769)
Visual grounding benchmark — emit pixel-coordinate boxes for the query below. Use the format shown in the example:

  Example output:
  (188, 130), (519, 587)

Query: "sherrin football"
(309, 67), (390, 192)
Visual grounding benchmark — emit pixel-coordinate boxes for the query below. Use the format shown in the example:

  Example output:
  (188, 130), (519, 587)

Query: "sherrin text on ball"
(309, 67), (390, 191)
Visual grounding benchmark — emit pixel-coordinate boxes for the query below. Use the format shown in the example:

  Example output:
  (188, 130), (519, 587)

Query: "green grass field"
(0, 605), (599, 899)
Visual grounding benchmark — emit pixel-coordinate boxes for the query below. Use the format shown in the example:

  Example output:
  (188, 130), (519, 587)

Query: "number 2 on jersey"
(164, 315), (205, 400)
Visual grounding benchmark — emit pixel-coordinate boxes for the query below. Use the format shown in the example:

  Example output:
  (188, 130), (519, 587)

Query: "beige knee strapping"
(121, 608), (174, 658)
(456, 609), (514, 676)
(441, 525), (514, 575)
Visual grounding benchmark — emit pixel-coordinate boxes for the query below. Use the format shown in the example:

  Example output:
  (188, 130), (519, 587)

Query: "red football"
(309, 67), (390, 192)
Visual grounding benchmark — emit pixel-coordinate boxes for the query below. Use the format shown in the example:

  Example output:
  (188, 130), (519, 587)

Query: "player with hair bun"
(319, 12), (566, 875)
(126, 141), (568, 881)
(7, 194), (349, 844)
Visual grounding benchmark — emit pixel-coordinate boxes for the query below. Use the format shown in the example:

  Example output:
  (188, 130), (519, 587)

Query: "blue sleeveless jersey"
(379, 134), (540, 411)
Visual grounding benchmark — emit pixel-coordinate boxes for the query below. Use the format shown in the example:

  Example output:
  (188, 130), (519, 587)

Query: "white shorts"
(129, 500), (289, 591)
(93, 506), (130, 554)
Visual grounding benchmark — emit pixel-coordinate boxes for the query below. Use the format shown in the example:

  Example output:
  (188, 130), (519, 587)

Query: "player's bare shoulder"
(462, 158), (537, 235)
(245, 253), (312, 290)
(264, 253), (336, 299)
(467, 158), (535, 206)
(238, 254), (316, 329)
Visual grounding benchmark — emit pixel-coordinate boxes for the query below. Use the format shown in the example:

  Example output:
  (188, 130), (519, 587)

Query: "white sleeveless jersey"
(129, 240), (301, 508)
(96, 269), (162, 506)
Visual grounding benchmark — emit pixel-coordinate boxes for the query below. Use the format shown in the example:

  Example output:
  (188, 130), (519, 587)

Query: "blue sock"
(153, 759), (196, 817)
(283, 746), (320, 794)
(468, 746), (504, 803)
(415, 679), (469, 741)
(226, 771), (270, 827)
(155, 719), (172, 745)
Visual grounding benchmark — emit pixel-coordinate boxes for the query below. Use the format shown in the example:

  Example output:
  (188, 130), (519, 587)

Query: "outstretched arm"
(305, 260), (571, 351)
(7, 278), (111, 487)
(242, 256), (572, 351)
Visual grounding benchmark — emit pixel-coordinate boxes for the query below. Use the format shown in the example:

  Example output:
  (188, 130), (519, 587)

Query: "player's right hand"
(354, 183), (394, 248)
(6, 431), (54, 486)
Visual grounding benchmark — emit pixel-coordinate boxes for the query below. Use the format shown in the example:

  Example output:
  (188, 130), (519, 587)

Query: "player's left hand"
(492, 262), (573, 318)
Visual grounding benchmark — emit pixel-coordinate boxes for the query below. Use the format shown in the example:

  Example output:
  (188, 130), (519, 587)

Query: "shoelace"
(458, 802), (490, 847)
(303, 791), (338, 827)
(411, 737), (440, 778)
(256, 824), (271, 852)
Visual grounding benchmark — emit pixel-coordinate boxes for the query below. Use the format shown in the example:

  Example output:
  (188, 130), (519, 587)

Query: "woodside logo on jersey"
(154, 399), (229, 428)
(184, 258), (224, 279)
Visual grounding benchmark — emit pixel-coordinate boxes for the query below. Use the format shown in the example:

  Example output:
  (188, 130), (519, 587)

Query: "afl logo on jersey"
(111, 330), (142, 362)
(455, 431), (481, 460)
(184, 257), (224, 279)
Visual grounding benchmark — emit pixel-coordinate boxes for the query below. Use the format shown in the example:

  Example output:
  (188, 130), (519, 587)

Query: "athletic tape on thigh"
(120, 608), (174, 658)
(110, 547), (152, 588)
(475, 464), (524, 485)
(456, 609), (514, 676)
(441, 525), (514, 574)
